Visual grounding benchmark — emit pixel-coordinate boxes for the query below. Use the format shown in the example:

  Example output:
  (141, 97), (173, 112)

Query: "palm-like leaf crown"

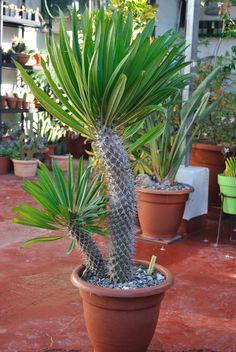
(14, 8), (192, 283)
(15, 8), (189, 138)
(13, 158), (109, 276)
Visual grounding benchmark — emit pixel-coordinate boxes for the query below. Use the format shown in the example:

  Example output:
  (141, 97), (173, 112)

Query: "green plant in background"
(0, 143), (16, 157)
(37, 114), (66, 145)
(134, 68), (221, 186)
(13, 158), (109, 277)
(12, 133), (45, 160)
(224, 156), (236, 176)
(108, 0), (157, 33)
(15, 8), (190, 283)
(195, 49), (236, 154)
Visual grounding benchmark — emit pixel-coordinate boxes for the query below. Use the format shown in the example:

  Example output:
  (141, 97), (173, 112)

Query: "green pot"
(218, 174), (236, 215)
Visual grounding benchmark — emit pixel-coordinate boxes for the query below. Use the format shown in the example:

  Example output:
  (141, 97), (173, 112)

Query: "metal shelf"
(1, 15), (41, 29)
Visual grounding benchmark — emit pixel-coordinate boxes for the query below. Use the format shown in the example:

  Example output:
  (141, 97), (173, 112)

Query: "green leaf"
(67, 239), (76, 254)
(21, 235), (64, 247)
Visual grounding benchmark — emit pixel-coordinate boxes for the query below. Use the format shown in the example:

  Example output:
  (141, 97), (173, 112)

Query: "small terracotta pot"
(6, 97), (17, 109)
(137, 188), (193, 241)
(71, 260), (173, 352)
(190, 142), (225, 207)
(16, 98), (23, 109)
(22, 101), (30, 109)
(15, 53), (31, 65)
(12, 159), (38, 178)
(50, 154), (69, 172)
(34, 53), (41, 65)
(1, 96), (7, 109)
(0, 156), (10, 174)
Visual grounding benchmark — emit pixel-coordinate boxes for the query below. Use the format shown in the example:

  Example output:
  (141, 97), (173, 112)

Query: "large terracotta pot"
(50, 154), (69, 172)
(12, 159), (38, 177)
(71, 260), (173, 352)
(190, 142), (225, 207)
(137, 188), (193, 241)
(0, 156), (10, 174)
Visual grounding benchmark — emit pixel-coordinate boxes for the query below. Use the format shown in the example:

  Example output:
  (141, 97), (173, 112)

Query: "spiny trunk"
(95, 130), (136, 283)
(69, 222), (107, 278)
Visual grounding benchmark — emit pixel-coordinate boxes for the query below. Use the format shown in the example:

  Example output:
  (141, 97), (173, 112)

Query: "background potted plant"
(11, 133), (45, 177)
(190, 49), (236, 208)
(218, 156), (236, 214)
(37, 114), (66, 165)
(136, 68), (220, 242)
(15, 7), (199, 352)
(11, 36), (31, 65)
(0, 142), (15, 174)
(0, 122), (10, 143)
(49, 137), (69, 172)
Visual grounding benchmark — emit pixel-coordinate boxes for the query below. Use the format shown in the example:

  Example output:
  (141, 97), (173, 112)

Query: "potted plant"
(11, 36), (31, 65)
(135, 68), (221, 242)
(190, 51), (236, 208)
(37, 114), (66, 165)
(6, 93), (17, 109)
(11, 133), (45, 177)
(49, 137), (69, 172)
(218, 156), (236, 214)
(14, 7), (197, 352)
(0, 142), (15, 174)
(0, 122), (10, 143)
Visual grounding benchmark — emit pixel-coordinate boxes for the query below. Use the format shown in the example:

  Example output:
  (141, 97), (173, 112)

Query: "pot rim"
(50, 154), (70, 159)
(192, 142), (224, 152)
(137, 187), (193, 195)
(11, 158), (38, 163)
(71, 260), (173, 298)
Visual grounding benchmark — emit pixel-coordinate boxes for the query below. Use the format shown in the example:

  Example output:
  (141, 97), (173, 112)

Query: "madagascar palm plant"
(14, 8), (191, 283)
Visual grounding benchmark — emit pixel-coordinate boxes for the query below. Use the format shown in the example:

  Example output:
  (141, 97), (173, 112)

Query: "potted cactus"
(14, 7), (196, 352)
(11, 133), (45, 177)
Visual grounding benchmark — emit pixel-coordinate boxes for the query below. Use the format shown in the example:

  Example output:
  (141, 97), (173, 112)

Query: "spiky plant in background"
(15, 8), (190, 283)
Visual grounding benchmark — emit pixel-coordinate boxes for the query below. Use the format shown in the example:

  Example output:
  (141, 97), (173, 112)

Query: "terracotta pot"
(6, 97), (17, 109)
(190, 142), (225, 207)
(16, 98), (23, 109)
(34, 53), (41, 65)
(22, 101), (30, 109)
(12, 159), (38, 178)
(1, 96), (7, 109)
(50, 154), (69, 172)
(15, 53), (31, 65)
(71, 260), (173, 352)
(0, 156), (10, 174)
(137, 188), (193, 241)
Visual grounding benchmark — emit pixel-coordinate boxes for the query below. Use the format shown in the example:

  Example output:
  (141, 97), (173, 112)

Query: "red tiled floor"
(0, 173), (236, 352)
